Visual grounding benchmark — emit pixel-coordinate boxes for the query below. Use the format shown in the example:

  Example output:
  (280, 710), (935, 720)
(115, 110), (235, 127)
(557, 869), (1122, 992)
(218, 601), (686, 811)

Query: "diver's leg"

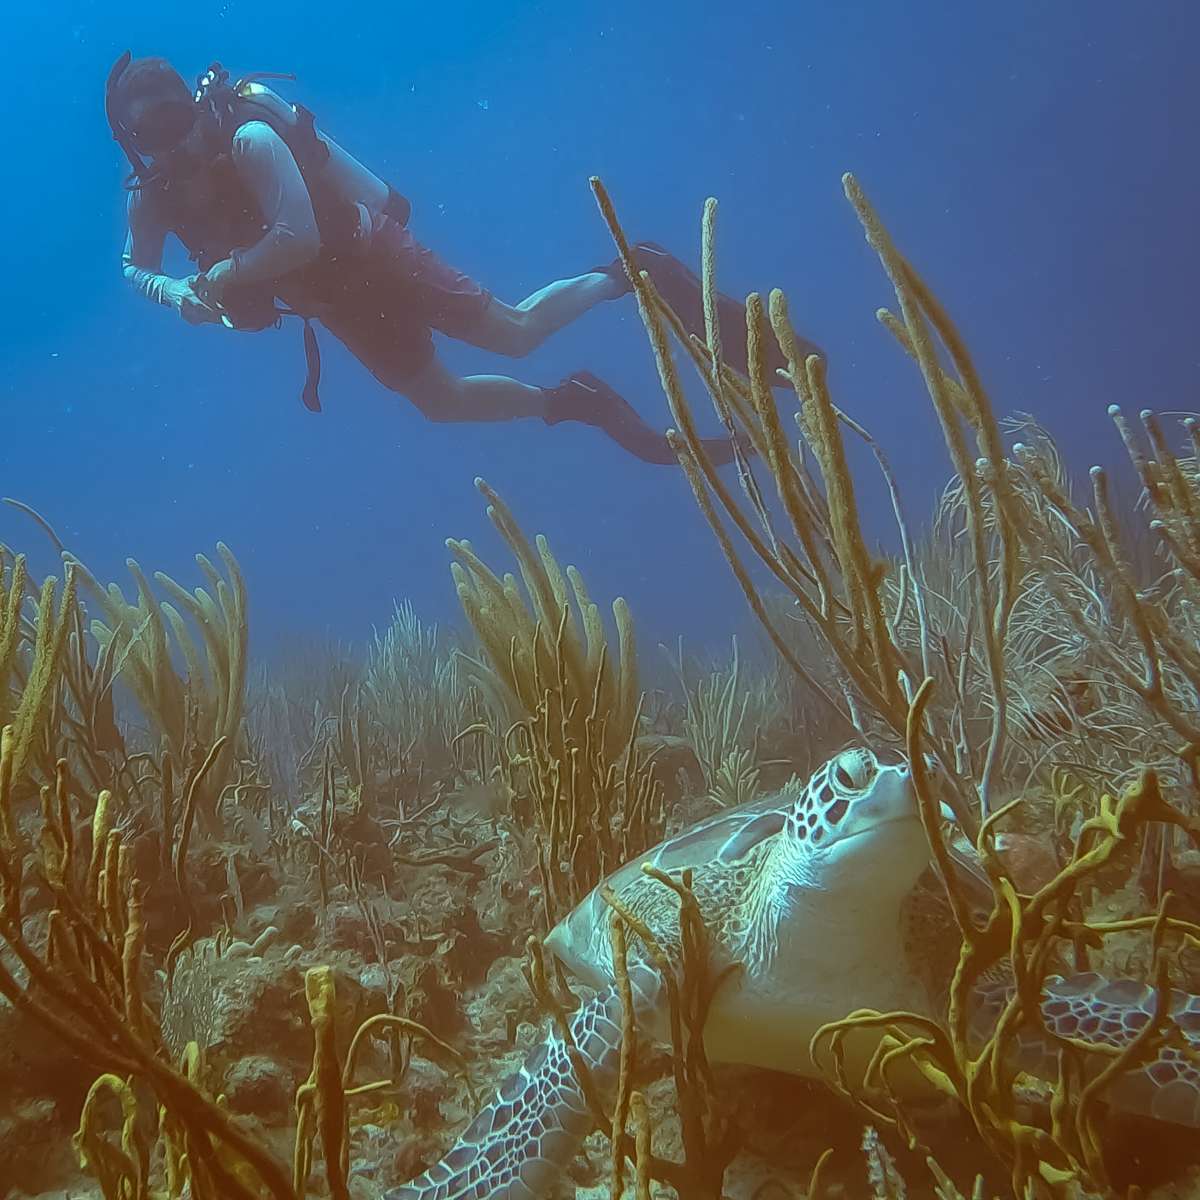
(454, 272), (625, 357)
(399, 358), (738, 467)
(402, 355), (546, 423)
(366, 222), (621, 358)
(543, 371), (744, 466)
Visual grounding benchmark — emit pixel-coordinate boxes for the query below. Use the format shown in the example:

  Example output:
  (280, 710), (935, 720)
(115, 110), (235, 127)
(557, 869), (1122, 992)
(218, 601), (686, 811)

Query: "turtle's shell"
(545, 786), (798, 991)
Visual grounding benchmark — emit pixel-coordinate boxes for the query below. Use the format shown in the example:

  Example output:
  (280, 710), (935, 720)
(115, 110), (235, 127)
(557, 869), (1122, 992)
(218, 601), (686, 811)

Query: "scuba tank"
(193, 65), (410, 234)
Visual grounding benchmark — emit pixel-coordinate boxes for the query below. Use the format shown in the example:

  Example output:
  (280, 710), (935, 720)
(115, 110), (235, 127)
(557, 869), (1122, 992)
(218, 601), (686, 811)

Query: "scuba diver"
(107, 54), (821, 464)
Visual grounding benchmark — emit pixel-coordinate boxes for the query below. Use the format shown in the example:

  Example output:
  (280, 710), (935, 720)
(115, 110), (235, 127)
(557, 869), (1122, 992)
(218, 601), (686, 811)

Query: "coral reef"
(3, 169), (1200, 1200)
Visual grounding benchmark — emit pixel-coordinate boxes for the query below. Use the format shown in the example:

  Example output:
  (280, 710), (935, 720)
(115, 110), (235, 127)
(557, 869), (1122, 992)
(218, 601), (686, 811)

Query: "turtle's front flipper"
(385, 966), (660, 1200)
(973, 970), (1200, 1128)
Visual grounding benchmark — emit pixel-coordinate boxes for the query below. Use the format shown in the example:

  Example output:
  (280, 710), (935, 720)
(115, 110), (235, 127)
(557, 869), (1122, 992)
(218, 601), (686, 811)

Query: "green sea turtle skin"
(385, 748), (1200, 1200)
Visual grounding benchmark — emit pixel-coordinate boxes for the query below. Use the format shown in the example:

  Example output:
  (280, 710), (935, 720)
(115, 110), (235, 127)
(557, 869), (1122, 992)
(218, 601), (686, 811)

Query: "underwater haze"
(2, 0), (1197, 648)
(9, 4), (1200, 1200)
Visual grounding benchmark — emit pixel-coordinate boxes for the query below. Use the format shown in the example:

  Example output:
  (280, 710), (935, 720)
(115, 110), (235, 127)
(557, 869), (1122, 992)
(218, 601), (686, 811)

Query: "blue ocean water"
(2, 1), (1196, 657)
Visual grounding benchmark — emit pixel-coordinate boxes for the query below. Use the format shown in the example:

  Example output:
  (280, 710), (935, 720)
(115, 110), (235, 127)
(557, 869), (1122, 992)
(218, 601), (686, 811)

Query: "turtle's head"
(785, 747), (931, 896)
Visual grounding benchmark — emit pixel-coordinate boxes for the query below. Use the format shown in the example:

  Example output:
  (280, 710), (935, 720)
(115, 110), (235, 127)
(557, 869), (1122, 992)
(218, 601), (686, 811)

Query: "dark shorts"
(306, 219), (492, 388)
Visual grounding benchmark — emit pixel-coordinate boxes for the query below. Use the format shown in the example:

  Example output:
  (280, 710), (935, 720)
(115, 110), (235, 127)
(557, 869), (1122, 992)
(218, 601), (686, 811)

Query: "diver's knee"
(406, 379), (468, 423)
(491, 306), (542, 357)
(406, 390), (456, 422)
(421, 402), (465, 424)
(512, 317), (544, 356)
(393, 357), (459, 420)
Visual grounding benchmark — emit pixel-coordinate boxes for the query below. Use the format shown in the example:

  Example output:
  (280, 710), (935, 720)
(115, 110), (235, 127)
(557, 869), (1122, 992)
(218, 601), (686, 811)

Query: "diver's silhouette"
(107, 55), (820, 463)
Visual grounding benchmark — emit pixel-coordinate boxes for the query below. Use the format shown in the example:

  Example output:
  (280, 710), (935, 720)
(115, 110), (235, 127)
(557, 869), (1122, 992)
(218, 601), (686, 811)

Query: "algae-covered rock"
(222, 1054), (295, 1119)
(0, 1099), (73, 1199)
(462, 953), (539, 1056)
(161, 934), (377, 1069)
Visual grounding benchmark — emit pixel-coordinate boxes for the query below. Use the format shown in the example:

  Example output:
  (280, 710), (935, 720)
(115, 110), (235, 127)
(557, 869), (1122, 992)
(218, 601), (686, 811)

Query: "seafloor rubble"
(4, 175), (1200, 1200)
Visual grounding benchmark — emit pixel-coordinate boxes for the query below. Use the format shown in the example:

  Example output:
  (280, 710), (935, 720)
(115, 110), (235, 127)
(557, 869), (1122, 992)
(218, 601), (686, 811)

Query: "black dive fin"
(635, 242), (824, 382)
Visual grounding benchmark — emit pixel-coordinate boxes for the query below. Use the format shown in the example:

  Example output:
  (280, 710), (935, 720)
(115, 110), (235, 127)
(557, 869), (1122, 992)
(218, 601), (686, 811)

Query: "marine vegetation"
(2, 172), (1200, 1200)
(593, 171), (1200, 1194)
(449, 479), (666, 930)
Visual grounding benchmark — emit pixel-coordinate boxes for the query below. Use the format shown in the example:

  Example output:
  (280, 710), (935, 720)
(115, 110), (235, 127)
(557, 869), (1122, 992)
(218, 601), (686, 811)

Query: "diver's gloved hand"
(196, 258), (236, 309)
(178, 280), (223, 326)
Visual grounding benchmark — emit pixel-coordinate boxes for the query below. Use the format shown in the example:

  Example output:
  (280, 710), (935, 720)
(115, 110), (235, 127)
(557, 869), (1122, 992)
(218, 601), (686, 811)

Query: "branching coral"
(364, 599), (471, 772)
(505, 665), (666, 929)
(592, 170), (1200, 828)
(0, 728), (296, 1200)
(0, 528), (497, 1198)
(56, 593), (135, 800)
(449, 477), (639, 746)
(524, 862), (738, 1200)
(0, 548), (78, 783)
(293, 964), (477, 1200)
(895, 408), (1200, 813)
(68, 544), (248, 836)
(662, 636), (786, 802)
(592, 178), (979, 820)
(450, 479), (664, 928)
(0, 710), (467, 1199)
(605, 865), (741, 1197)
(1006, 413), (1200, 778)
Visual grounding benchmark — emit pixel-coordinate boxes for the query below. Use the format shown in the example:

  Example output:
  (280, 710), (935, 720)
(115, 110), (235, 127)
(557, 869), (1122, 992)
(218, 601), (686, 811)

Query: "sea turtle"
(386, 747), (1200, 1200)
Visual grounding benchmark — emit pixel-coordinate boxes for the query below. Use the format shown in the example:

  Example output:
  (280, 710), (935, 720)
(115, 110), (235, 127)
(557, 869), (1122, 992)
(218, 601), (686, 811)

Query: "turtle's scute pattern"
(972, 969), (1200, 1129)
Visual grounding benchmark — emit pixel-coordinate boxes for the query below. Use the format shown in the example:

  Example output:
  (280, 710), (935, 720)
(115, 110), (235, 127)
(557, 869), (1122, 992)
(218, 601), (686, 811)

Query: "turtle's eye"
(832, 751), (876, 791)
